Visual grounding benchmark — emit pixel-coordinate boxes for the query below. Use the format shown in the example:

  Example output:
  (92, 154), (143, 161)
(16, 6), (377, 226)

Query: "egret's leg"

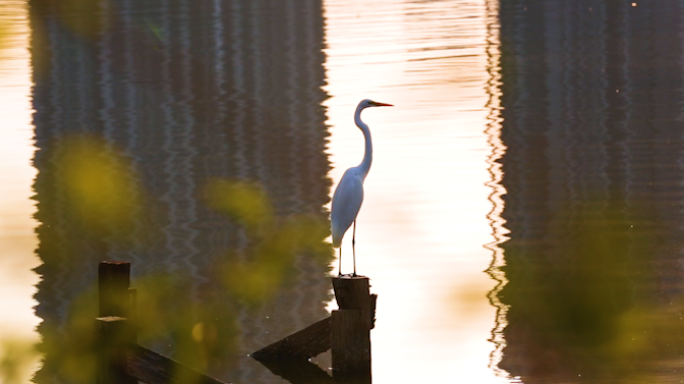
(338, 246), (342, 276)
(352, 220), (357, 276)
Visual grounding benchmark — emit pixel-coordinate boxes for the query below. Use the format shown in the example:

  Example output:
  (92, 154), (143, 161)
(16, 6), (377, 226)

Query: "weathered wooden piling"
(99, 261), (132, 318)
(252, 274), (377, 383)
(96, 316), (136, 384)
(331, 276), (375, 382)
(97, 261), (136, 384)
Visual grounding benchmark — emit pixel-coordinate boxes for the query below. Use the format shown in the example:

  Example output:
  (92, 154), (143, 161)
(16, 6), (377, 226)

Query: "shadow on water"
(257, 359), (371, 384)
(28, 0), (334, 383)
(496, 1), (684, 382)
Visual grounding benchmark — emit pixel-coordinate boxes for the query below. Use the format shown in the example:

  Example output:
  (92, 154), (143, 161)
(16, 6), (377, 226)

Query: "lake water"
(2, 0), (684, 383)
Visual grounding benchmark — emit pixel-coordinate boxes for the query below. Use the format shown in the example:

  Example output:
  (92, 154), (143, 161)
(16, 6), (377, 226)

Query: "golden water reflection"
(0, 2), (41, 382)
(323, 0), (506, 382)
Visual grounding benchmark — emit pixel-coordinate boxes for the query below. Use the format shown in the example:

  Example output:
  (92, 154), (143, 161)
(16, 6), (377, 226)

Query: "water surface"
(11, 0), (505, 382)
(6, 0), (684, 383)
(498, 1), (684, 382)
(324, 0), (504, 382)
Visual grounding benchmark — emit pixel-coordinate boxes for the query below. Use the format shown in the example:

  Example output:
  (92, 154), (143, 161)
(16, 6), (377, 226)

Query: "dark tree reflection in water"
(498, 1), (684, 382)
(29, 0), (331, 383)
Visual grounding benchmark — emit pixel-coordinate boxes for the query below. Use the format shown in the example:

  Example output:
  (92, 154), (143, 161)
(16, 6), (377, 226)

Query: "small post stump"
(99, 261), (131, 318)
(96, 316), (136, 384)
(331, 276), (376, 382)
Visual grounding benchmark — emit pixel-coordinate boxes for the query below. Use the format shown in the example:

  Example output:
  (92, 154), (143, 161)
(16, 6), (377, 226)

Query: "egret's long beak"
(373, 102), (394, 107)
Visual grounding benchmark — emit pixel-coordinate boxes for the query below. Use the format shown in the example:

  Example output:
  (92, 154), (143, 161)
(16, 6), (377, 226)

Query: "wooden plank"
(127, 344), (228, 384)
(251, 316), (331, 361)
(96, 317), (137, 384)
(99, 261), (131, 318)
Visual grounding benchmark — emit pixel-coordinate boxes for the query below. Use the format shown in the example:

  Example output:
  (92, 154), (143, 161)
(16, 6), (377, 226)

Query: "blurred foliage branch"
(205, 179), (331, 303)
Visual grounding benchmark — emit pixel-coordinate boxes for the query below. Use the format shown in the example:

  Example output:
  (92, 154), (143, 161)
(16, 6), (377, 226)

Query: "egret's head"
(359, 99), (394, 109)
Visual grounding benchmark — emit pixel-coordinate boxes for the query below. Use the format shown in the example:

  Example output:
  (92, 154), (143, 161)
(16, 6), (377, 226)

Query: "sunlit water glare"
(0, 0), (40, 344)
(0, 1), (41, 381)
(323, 0), (507, 382)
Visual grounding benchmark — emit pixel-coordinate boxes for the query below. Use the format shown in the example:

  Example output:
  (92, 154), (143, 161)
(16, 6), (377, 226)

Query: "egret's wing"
(331, 169), (364, 247)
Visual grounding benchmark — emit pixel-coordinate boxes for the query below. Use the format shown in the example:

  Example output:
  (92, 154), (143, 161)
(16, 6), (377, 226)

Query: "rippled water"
(324, 0), (504, 382)
(4, 0), (684, 383)
(498, 1), (684, 382)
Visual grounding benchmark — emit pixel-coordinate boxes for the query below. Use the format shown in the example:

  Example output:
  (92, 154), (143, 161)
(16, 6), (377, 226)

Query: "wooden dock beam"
(251, 316), (332, 361)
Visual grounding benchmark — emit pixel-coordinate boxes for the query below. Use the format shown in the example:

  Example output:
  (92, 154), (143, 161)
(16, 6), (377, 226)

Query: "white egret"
(331, 99), (393, 276)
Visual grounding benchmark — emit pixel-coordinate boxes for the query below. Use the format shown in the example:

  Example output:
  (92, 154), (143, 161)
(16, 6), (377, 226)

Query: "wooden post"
(97, 261), (134, 384)
(99, 261), (131, 318)
(251, 275), (377, 382)
(96, 316), (136, 384)
(331, 276), (375, 382)
(128, 287), (137, 342)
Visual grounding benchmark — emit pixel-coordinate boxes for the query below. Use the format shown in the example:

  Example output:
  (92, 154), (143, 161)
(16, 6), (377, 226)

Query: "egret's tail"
(331, 222), (343, 248)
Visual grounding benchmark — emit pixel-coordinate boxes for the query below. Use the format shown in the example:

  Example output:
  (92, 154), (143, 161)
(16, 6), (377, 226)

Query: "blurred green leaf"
(205, 179), (274, 231)
(0, 337), (39, 384)
(55, 0), (111, 38)
(52, 134), (144, 240)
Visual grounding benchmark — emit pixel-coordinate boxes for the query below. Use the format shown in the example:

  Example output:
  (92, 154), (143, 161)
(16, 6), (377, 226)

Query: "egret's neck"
(355, 107), (373, 178)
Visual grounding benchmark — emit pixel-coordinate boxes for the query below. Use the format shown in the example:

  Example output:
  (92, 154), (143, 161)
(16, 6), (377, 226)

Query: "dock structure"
(96, 261), (377, 383)
(252, 275), (377, 382)
(96, 261), (227, 384)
